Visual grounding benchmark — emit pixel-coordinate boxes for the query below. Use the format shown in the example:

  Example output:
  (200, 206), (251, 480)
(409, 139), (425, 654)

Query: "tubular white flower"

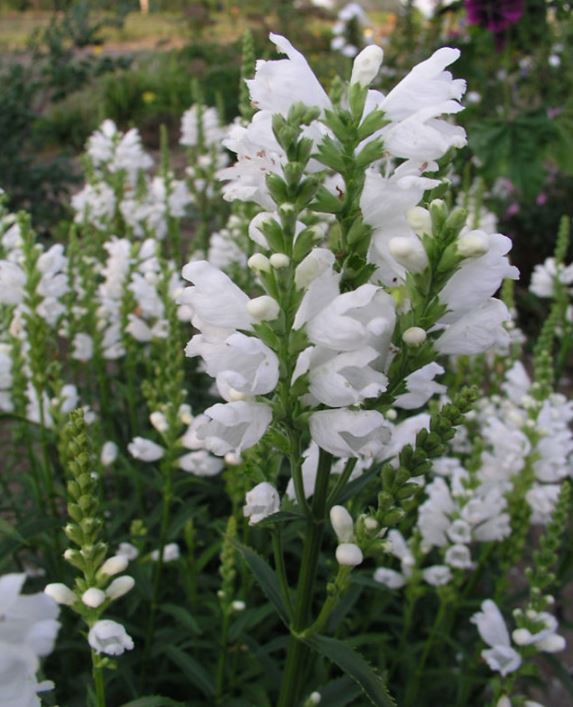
(388, 237), (429, 273)
(197, 401), (273, 456)
(394, 363), (446, 410)
(88, 620), (134, 656)
(178, 450), (224, 477)
(435, 299), (511, 355)
(186, 332), (279, 402)
(471, 600), (522, 676)
(351, 45), (384, 86)
(373, 568), (406, 589)
(422, 565), (452, 586)
(330, 506), (354, 543)
(180, 260), (253, 331)
(243, 482), (280, 525)
(310, 409), (390, 458)
(295, 248), (336, 290)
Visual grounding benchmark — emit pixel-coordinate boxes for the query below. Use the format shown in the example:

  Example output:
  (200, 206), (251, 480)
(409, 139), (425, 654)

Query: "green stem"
(91, 652), (106, 707)
(215, 610), (231, 704)
(277, 450), (332, 707)
(273, 529), (293, 613)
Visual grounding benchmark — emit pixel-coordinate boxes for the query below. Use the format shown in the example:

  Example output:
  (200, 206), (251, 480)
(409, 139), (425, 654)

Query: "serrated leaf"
(165, 645), (215, 697)
(304, 634), (396, 707)
(232, 540), (291, 626)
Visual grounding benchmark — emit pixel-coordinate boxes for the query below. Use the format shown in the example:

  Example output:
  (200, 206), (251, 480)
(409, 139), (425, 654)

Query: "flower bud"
(457, 230), (489, 258)
(150, 411), (168, 433)
(44, 583), (76, 606)
(99, 555), (129, 577)
(100, 441), (118, 467)
(496, 697), (511, 707)
(246, 295), (280, 321)
(106, 576), (135, 601)
(351, 45), (384, 87)
(402, 327), (427, 347)
(247, 253), (271, 273)
(82, 587), (106, 608)
(536, 634), (566, 653)
(335, 543), (363, 567)
(512, 628), (531, 645)
(364, 517), (379, 532)
(269, 253), (290, 269)
(389, 237), (428, 273)
(224, 452), (242, 466)
(330, 505), (354, 543)
(307, 692), (322, 705)
(406, 206), (432, 236)
(232, 600), (246, 612)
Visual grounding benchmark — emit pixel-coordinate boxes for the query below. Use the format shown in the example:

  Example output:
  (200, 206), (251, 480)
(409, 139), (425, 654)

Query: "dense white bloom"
(243, 482), (280, 525)
(310, 409), (389, 458)
(128, 437), (165, 462)
(87, 120), (152, 181)
(88, 619), (134, 656)
(530, 257), (573, 298)
(181, 105), (225, 147)
(471, 600), (522, 676)
(72, 182), (116, 230)
(0, 261), (25, 305)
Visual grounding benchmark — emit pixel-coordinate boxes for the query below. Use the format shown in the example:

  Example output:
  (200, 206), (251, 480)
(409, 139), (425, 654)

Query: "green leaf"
(0, 517), (24, 542)
(121, 697), (185, 707)
(255, 511), (305, 528)
(315, 676), (362, 706)
(165, 645), (215, 697)
(542, 654), (573, 698)
(304, 635), (396, 707)
(160, 603), (202, 635)
(232, 540), (291, 626)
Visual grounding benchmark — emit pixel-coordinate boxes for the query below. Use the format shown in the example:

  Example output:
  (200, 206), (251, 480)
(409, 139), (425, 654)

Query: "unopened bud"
(389, 237), (428, 273)
(335, 543), (363, 567)
(269, 253), (290, 269)
(330, 505), (354, 543)
(232, 600), (246, 612)
(402, 327), (427, 347)
(44, 583), (76, 606)
(351, 45), (384, 87)
(150, 411), (168, 433)
(82, 587), (106, 608)
(224, 452), (242, 466)
(407, 206), (432, 236)
(106, 576), (135, 601)
(99, 555), (129, 577)
(457, 230), (489, 258)
(246, 296), (280, 321)
(247, 253), (271, 273)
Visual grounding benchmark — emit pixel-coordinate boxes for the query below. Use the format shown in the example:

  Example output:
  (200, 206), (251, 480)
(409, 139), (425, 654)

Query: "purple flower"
(464, 0), (524, 34)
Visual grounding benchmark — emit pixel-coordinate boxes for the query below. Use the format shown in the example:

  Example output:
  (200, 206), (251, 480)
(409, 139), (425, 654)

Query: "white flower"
(100, 441), (118, 467)
(127, 437), (165, 462)
(196, 401), (273, 456)
(422, 565), (452, 586)
(0, 261), (25, 305)
(530, 257), (573, 299)
(44, 583), (76, 606)
(180, 260), (253, 331)
(88, 620), (134, 656)
(394, 363), (445, 410)
(246, 295), (280, 322)
(178, 450), (224, 477)
(99, 556), (129, 577)
(309, 409), (389, 458)
(71, 333), (94, 362)
(445, 544), (473, 569)
(150, 543), (180, 562)
(293, 346), (387, 408)
(435, 299), (511, 355)
(246, 34), (331, 116)
(180, 105), (225, 147)
(117, 543), (139, 561)
(373, 568), (406, 589)
(471, 600), (522, 676)
(243, 482), (280, 525)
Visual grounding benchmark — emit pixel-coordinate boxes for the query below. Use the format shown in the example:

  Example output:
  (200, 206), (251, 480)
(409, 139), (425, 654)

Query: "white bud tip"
(224, 452), (242, 466)
(247, 253), (271, 273)
(457, 230), (489, 258)
(44, 583), (76, 606)
(99, 555), (129, 577)
(330, 505), (354, 543)
(81, 587), (107, 608)
(246, 295), (280, 322)
(269, 253), (290, 269)
(335, 543), (363, 567)
(106, 576), (135, 601)
(231, 600), (246, 611)
(351, 45), (384, 87)
(402, 327), (427, 346)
